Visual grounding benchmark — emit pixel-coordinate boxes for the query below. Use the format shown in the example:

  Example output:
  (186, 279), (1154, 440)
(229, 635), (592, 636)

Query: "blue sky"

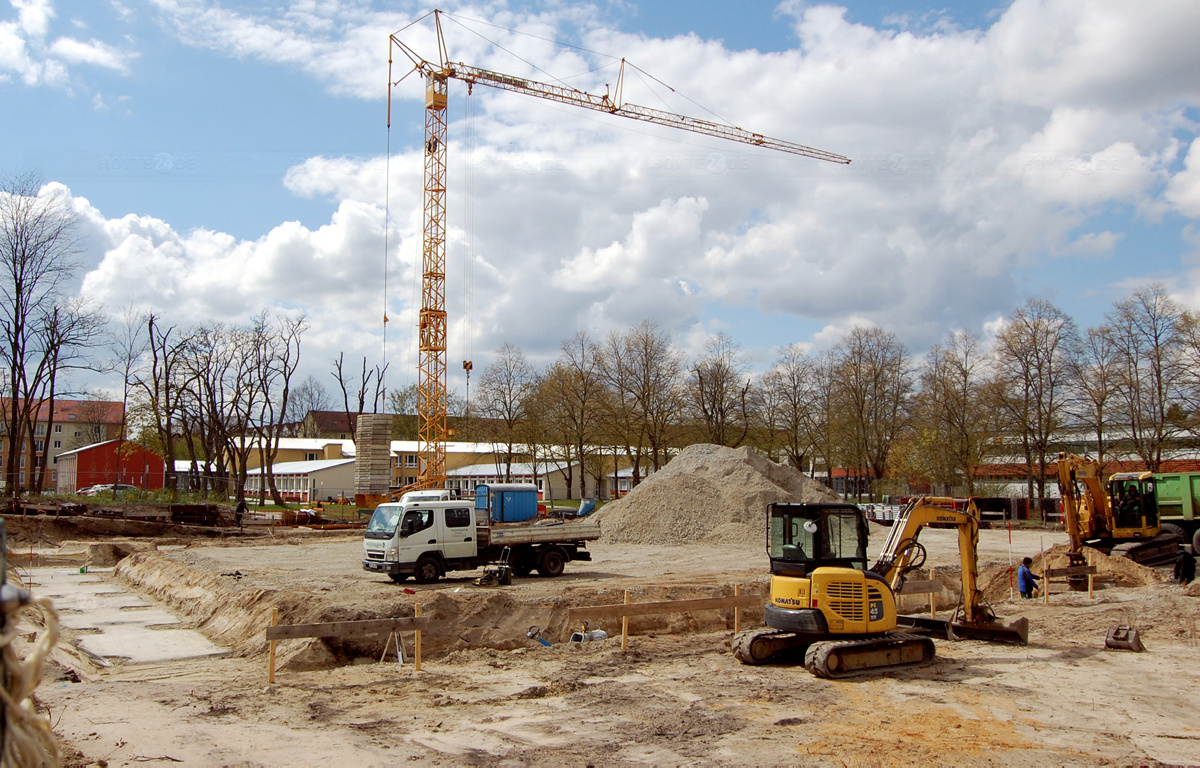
(4, 0), (1200, 397)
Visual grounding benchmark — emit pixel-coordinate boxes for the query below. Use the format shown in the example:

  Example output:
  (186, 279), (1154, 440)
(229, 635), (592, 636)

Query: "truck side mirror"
(400, 520), (413, 537)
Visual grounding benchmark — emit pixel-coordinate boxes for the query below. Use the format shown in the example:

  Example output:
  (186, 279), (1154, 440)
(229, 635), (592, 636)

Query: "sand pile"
(981, 544), (1164, 601)
(593, 444), (838, 546)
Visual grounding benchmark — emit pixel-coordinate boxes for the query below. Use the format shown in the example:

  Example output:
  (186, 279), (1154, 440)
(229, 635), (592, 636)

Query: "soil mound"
(981, 544), (1164, 601)
(593, 444), (838, 546)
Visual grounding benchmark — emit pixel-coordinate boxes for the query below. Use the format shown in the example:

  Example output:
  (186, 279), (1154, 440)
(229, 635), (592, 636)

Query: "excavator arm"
(871, 497), (987, 625)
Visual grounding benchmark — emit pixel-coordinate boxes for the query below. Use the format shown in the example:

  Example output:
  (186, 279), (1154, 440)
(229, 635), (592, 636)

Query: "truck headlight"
(385, 548), (398, 560)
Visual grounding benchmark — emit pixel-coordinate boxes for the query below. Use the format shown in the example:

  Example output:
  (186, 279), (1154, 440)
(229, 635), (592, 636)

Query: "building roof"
(1, 397), (123, 424)
(305, 410), (359, 434)
(55, 438), (153, 458)
(447, 461), (576, 477)
(245, 458), (355, 476)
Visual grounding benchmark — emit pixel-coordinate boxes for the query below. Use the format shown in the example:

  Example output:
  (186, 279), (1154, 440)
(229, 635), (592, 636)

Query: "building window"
(54, 424), (62, 434)
(74, 431), (81, 437)
(304, 452), (318, 461)
(35, 424), (46, 436)
(35, 440), (44, 453)
(53, 440), (61, 449)
(405, 454), (418, 468)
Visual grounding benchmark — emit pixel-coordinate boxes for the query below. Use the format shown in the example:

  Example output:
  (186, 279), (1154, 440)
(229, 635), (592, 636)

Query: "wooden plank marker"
(734, 585), (742, 635)
(621, 589), (630, 652)
(414, 603), (422, 672)
(268, 607), (279, 684)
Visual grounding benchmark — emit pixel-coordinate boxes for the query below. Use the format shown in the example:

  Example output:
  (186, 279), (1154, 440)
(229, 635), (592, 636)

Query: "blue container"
(475, 483), (540, 523)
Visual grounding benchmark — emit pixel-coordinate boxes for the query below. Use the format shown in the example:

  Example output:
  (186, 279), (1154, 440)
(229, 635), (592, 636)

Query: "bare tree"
(284, 373), (331, 436)
(474, 342), (537, 481)
(332, 353), (388, 435)
(541, 332), (606, 499)
(1109, 284), (1187, 470)
(831, 327), (913, 502)
(1068, 325), (1120, 471)
(763, 344), (824, 472)
(989, 298), (1080, 501)
(688, 332), (752, 447)
(903, 330), (991, 496)
(0, 172), (90, 495)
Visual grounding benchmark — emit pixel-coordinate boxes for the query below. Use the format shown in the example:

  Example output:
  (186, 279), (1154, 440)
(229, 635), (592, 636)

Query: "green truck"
(1151, 471), (1200, 553)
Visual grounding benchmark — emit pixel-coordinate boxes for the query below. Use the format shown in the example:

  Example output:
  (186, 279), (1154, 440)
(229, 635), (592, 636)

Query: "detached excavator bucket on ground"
(1104, 626), (1145, 652)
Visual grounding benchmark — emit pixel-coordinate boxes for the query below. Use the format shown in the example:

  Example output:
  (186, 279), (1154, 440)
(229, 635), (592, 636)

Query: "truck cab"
(362, 498), (479, 583)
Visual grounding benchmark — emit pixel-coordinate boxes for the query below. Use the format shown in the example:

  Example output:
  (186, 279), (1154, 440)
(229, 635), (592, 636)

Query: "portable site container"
(475, 483), (540, 523)
(1152, 471), (1200, 551)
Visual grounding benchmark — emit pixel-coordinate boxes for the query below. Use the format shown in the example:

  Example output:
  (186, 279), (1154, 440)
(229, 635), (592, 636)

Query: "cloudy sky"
(4, 0), (1200, 398)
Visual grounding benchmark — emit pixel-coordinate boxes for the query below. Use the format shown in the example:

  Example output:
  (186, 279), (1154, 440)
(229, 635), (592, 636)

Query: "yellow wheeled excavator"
(733, 497), (1028, 677)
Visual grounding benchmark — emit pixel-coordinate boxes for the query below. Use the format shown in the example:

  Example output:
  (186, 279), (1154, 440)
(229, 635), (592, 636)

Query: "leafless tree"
(1109, 284), (1187, 470)
(474, 342), (537, 481)
(688, 332), (752, 448)
(0, 172), (96, 495)
(284, 374), (332, 436)
(901, 330), (991, 496)
(831, 327), (913, 502)
(1067, 325), (1120, 471)
(540, 332), (606, 499)
(332, 353), (388, 436)
(762, 344), (825, 472)
(989, 298), (1080, 501)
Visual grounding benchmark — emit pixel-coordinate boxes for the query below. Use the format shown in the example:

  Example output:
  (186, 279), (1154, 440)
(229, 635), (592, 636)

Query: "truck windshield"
(366, 505), (403, 535)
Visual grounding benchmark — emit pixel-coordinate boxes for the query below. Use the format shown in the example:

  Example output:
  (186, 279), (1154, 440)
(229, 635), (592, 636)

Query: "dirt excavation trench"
(18, 448), (1200, 765)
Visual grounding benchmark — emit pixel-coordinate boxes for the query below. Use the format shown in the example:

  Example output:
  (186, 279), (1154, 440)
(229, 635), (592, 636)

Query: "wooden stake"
(414, 604), (422, 672)
(733, 585), (742, 635)
(621, 589), (630, 652)
(929, 568), (937, 619)
(268, 607), (279, 684)
(1087, 550), (1094, 599)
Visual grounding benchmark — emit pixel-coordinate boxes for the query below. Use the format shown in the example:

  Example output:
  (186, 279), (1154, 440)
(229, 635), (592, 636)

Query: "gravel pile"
(594, 443), (839, 546)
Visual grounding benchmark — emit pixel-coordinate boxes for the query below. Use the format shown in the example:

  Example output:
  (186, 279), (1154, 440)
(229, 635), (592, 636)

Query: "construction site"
(2, 443), (1195, 766)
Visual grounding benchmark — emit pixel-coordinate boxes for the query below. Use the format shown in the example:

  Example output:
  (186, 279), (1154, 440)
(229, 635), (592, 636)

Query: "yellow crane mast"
(388, 10), (850, 490)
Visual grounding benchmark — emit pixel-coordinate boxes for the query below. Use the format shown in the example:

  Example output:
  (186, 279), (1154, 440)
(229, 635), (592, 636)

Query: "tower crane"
(388, 10), (850, 491)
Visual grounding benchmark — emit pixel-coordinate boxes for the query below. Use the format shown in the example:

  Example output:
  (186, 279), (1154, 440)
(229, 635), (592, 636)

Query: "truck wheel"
(537, 548), (566, 578)
(414, 556), (441, 584)
(388, 573), (410, 584)
(511, 560), (534, 578)
(1193, 527), (1200, 554)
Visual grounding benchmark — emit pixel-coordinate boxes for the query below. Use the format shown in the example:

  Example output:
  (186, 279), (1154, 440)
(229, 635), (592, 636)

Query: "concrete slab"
(78, 628), (227, 664)
(26, 568), (226, 665)
(59, 607), (181, 630)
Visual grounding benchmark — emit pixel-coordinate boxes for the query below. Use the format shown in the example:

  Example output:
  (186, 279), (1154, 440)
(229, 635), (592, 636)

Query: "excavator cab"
(768, 503), (869, 576)
(1108, 472), (1159, 536)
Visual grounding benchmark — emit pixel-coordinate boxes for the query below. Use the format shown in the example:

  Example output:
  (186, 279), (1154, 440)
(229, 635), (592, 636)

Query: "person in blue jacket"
(1018, 556), (1040, 598)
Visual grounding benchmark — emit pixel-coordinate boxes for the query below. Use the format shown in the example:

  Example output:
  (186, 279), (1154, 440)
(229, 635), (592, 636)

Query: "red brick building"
(2, 398), (124, 491)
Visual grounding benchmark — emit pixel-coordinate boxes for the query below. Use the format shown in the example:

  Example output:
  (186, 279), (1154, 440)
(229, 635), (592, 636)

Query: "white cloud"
(1167, 139), (1200, 218)
(45, 0), (1200, 376)
(0, 0), (134, 86)
(48, 36), (132, 72)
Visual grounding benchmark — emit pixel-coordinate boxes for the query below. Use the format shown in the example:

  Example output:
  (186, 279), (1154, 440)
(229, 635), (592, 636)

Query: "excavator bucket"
(898, 615), (1029, 645)
(1104, 626), (1145, 652)
(949, 616), (1029, 645)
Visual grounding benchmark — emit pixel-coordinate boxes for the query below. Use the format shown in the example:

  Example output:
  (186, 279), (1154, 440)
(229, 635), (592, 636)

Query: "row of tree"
(464, 286), (1200, 502)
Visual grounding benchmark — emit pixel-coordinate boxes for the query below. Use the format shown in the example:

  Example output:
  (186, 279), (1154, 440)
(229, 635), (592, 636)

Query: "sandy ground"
(25, 523), (1200, 766)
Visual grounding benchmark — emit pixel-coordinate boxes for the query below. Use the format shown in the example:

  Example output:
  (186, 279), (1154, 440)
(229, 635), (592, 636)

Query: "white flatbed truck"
(362, 494), (600, 583)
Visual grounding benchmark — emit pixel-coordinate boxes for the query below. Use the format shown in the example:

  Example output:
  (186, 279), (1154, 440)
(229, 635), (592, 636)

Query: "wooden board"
(898, 579), (941, 594)
(1045, 566), (1098, 578)
(266, 616), (430, 641)
(568, 594), (761, 621)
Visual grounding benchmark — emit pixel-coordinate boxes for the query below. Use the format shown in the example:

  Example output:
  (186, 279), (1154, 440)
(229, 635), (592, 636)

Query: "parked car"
(78, 484), (138, 497)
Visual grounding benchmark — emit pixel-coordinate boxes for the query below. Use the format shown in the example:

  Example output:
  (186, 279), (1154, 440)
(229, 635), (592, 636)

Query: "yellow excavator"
(1056, 452), (1180, 569)
(733, 497), (1028, 677)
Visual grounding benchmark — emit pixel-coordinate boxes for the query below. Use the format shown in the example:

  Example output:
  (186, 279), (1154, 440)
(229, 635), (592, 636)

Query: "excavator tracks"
(803, 633), (935, 679)
(1111, 532), (1182, 567)
(732, 629), (810, 665)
